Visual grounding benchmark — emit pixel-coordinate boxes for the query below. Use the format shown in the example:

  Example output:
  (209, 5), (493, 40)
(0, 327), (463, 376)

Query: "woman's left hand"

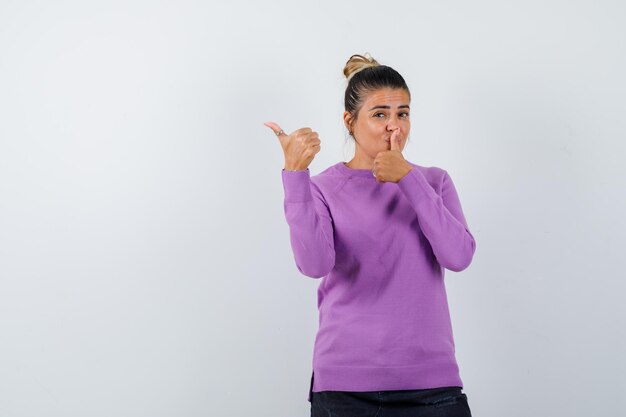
(372, 128), (413, 183)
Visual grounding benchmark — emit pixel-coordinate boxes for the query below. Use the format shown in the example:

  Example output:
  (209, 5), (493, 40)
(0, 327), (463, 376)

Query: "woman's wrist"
(284, 164), (307, 171)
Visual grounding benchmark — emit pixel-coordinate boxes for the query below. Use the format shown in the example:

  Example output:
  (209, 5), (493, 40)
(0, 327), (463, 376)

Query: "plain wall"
(1, 1), (624, 416)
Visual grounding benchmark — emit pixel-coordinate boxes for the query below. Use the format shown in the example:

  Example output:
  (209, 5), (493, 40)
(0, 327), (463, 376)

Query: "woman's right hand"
(264, 121), (321, 171)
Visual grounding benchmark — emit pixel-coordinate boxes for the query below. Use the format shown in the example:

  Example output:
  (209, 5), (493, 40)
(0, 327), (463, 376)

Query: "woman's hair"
(343, 53), (411, 125)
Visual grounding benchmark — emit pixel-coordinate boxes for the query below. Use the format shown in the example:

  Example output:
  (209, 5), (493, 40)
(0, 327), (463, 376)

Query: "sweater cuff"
(396, 167), (439, 203)
(281, 168), (313, 203)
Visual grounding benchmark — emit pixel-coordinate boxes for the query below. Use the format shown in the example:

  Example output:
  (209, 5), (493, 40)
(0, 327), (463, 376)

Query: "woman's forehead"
(362, 88), (410, 106)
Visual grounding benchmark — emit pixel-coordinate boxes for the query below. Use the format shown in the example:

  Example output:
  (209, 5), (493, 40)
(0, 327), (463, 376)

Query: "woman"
(264, 53), (476, 417)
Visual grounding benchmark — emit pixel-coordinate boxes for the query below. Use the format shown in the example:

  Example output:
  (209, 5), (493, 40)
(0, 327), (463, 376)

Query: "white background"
(1, 1), (625, 416)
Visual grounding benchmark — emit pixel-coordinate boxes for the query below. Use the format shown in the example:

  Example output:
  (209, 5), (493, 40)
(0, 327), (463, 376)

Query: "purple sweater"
(281, 161), (476, 402)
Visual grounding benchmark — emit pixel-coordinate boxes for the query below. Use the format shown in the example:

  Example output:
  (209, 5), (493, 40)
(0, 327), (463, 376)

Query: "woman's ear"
(343, 111), (353, 132)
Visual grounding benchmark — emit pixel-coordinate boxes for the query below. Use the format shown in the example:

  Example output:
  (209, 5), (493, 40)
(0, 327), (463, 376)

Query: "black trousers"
(310, 385), (472, 417)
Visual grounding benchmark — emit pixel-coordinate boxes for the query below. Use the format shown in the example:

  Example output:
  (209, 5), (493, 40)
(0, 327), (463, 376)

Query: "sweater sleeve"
(396, 167), (476, 272)
(281, 168), (336, 278)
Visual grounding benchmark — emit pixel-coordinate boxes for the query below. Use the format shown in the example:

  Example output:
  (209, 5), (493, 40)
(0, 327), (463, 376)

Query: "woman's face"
(344, 87), (411, 158)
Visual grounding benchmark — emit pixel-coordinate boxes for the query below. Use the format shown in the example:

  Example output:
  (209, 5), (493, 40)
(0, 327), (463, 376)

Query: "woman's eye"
(373, 111), (409, 118)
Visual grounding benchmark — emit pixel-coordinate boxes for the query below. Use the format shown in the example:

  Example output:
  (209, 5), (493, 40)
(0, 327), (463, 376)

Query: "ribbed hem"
(312, 362), (463, 393)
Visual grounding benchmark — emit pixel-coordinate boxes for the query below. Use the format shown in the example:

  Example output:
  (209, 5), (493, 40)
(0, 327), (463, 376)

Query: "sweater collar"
(336, 161), (377, 178)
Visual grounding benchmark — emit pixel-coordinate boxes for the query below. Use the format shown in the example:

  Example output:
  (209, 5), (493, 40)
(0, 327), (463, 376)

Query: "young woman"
(265, 53), (476, 417)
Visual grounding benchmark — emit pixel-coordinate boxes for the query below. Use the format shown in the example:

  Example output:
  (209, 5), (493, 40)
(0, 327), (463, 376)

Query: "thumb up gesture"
(264, 121), (321, 171)
(372, 128), (413, 183)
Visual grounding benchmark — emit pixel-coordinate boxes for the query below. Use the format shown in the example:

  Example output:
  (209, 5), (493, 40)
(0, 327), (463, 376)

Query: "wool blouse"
(281, 161), (476, 402)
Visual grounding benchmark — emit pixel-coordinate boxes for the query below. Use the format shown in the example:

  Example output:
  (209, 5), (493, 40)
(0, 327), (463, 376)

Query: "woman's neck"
(344, 156), (374, 170)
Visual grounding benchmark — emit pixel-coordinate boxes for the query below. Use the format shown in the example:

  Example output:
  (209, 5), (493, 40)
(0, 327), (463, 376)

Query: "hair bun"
(343, 52), (380, 82)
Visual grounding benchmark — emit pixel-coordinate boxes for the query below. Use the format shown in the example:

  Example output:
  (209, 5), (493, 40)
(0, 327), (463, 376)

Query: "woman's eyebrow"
(368, 104), (411, 110)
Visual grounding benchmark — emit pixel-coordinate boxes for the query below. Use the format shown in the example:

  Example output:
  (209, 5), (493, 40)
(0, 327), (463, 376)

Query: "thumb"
(263, 121), (287, 140)
(390, 128), (401, 151)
